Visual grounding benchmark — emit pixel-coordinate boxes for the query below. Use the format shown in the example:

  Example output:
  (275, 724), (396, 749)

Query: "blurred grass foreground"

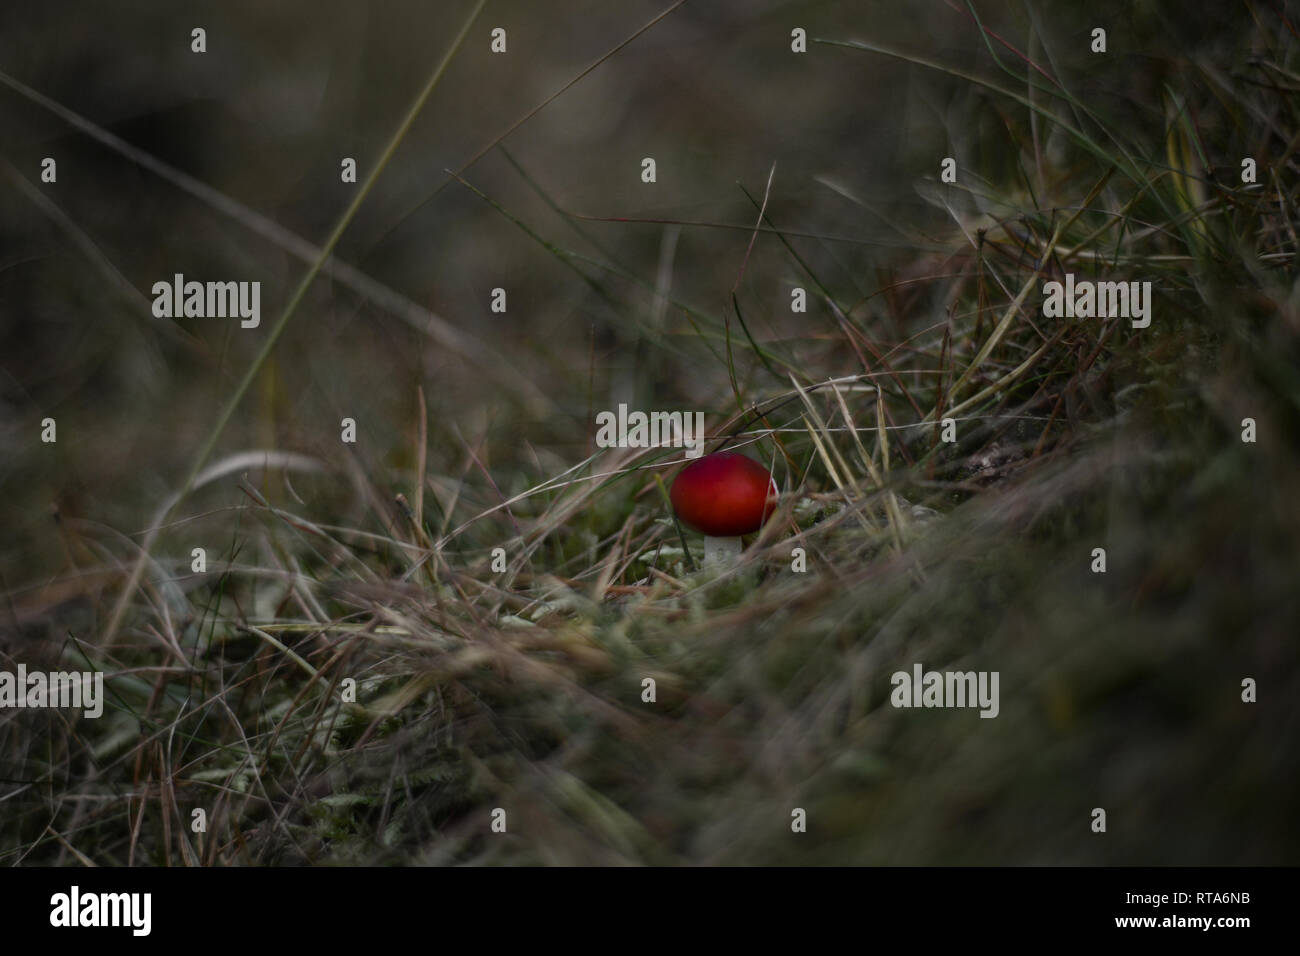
(1, 0), (1298, 864)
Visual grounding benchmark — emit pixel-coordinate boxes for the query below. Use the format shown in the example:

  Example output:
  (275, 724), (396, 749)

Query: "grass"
(1, 1), (1298, 865)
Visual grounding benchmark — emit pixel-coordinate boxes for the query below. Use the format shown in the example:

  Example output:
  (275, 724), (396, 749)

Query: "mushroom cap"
(669, 451), (777, 537)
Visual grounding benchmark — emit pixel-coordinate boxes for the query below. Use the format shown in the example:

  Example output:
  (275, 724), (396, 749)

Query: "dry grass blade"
(100, 0), (490, 647)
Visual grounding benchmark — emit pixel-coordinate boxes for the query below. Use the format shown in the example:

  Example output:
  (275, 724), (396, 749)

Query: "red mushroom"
(669, 451), (777, 563)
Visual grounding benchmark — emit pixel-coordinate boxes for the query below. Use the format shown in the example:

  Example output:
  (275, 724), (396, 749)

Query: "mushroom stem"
(703, 535), (743, 564)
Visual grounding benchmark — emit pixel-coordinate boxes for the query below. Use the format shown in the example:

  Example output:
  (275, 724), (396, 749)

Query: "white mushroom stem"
(703, 535), (743, 564)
